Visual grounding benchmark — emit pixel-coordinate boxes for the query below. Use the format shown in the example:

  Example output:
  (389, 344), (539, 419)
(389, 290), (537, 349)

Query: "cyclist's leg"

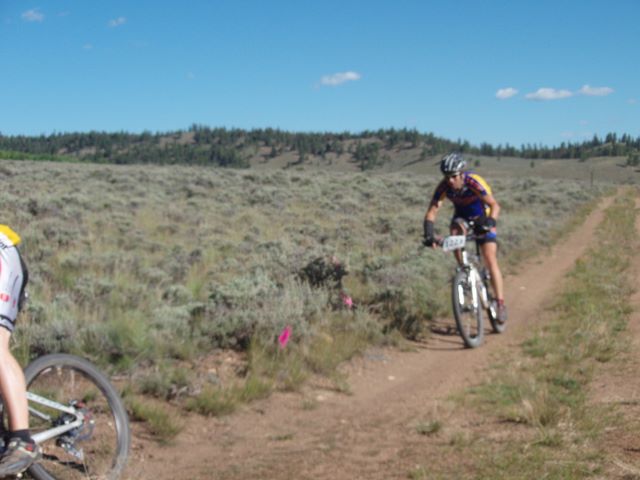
(0, 247), (29, 434)
(479, 240), (504, 302)
(479, 228), (508, 323)
(0, 329), (29, 431)
(0, 248), (40, 476)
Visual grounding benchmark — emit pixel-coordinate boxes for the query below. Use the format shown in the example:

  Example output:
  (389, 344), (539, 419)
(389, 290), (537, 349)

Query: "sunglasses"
(445, 173), (461, 180)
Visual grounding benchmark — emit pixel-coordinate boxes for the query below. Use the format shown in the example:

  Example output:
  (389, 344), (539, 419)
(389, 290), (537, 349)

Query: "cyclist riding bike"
(0, 225), (42, 476)
(422, 153), (507, 323)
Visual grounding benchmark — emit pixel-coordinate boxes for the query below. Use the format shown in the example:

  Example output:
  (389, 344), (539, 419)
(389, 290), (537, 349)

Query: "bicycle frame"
(442, 234), (491, 310)
(27, 391), (85, 445)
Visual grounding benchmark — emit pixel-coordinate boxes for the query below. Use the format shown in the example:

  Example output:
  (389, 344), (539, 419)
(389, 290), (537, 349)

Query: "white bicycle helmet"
(440, 153), (466, 175)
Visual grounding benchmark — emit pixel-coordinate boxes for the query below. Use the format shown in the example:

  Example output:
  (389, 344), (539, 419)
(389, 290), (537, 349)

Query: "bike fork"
(469, 269), (480, 309)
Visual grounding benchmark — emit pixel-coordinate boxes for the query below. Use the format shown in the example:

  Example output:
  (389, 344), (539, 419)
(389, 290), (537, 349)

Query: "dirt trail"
(127, 195), (615, 480)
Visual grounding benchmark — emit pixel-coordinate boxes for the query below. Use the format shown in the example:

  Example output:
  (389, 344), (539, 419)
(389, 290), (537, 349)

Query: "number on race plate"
(441, 235), (466, 252)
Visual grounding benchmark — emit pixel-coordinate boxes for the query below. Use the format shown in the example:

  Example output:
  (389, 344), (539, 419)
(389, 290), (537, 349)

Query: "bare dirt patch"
(123, 195), (615, 480)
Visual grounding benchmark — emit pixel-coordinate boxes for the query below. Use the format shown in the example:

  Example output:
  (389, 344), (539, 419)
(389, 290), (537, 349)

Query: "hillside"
(1, 128), (639, 180)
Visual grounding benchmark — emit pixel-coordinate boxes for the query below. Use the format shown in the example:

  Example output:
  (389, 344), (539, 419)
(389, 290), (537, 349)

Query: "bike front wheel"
(452, 270), (484, 348)
(24, 354), (131, 480)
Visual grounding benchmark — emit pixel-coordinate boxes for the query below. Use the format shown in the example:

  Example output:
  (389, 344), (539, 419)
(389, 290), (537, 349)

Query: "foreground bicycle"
(1, 354), (130, 479)
(437, 222), (506, 348)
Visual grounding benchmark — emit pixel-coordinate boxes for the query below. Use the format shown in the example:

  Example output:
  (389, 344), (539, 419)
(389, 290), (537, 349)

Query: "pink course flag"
(278, 325), (292, 348)
(341, 292), (353, 309)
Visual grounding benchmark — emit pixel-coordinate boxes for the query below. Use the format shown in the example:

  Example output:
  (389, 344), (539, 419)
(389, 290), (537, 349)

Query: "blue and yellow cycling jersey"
(430, 172), (492, 219)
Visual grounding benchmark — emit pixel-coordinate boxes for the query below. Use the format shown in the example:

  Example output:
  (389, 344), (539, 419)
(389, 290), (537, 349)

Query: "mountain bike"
(437, 224), (506, 348)
(1, 353), (130, 479)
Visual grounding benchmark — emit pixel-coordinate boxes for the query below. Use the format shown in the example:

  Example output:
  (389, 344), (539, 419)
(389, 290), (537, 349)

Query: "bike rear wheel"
(452, 270), (484, 348)
(24, 354), (130, 480)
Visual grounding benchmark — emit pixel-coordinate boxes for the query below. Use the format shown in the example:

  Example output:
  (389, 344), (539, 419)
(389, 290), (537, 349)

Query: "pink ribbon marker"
(341, 293), (353, 309)
(278, 325), (292, 348)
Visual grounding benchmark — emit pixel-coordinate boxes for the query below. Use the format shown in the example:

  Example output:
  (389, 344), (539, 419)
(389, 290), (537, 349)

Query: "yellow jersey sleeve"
(0, 225), (21, 246)
(467, 173), (493, 196)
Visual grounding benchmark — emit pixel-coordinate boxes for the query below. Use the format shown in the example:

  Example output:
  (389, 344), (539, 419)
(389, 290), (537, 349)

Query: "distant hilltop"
(1, 126), (638, 171)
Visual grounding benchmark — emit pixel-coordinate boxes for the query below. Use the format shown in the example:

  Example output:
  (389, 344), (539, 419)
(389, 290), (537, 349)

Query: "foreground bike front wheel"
(452, 270), (484, 348)
(24, 354), (131, 480)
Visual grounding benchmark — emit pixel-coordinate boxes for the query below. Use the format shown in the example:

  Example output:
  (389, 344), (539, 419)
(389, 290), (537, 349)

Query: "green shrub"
(185, 386), (237, 416)
(127, 396), (183, 443)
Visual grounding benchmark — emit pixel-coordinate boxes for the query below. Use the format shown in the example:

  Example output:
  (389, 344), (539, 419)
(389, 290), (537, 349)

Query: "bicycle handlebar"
(429, 219), (488, 249)
(424, 217), (495, 253)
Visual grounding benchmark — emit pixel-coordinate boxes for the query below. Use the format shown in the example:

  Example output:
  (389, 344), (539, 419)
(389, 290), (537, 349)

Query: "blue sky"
(1, 0), (638, 147)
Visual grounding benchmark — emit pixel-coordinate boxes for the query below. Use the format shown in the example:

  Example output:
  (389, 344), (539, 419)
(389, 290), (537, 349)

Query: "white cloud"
(496, 87), (518, 100)
(629, 98), (638, 105)
(562, 131), (593, 141)
(320, 71), (361, 87)
(186, 72), (196, 80)
(525, 88), (573, 101)
(578, 84), (614, 96)
(108, 17), (127, 27)
(22, 9), (44, 22)
(83, 43), (93, 50)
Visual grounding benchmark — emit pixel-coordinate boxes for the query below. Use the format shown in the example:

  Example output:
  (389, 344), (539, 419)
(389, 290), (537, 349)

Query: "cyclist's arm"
(482, 194), (500, 220)
(426, 182), (447, 222)
(425, 200), (441, 222)
(423, 195), (443, 247)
